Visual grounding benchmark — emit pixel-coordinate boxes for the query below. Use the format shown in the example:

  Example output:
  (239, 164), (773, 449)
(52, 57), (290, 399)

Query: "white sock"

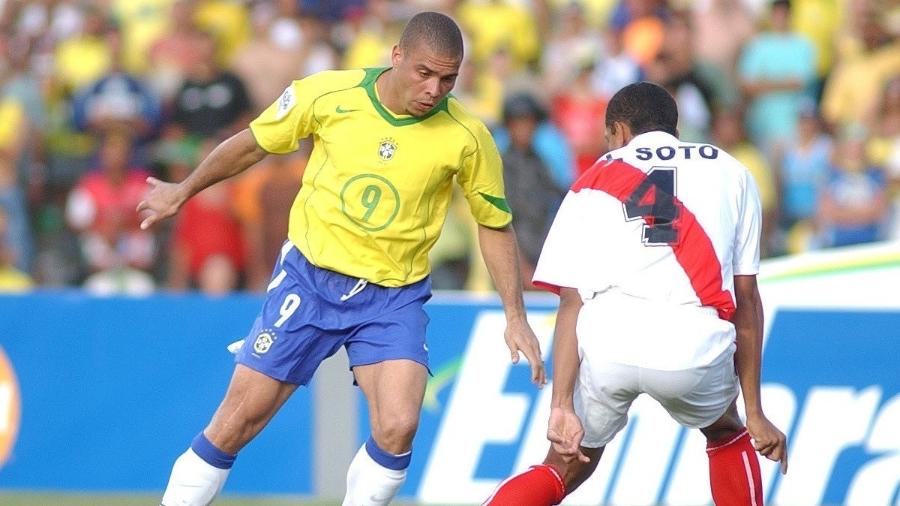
(342, 441), (408, 506)
(160, 448), (231, 506)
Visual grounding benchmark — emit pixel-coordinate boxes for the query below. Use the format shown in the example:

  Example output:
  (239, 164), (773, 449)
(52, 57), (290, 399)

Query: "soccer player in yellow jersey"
(139, 12), (547, 506)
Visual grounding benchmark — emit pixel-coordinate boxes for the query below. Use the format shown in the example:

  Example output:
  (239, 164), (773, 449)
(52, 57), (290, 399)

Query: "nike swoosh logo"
(336, 105), (359, 113)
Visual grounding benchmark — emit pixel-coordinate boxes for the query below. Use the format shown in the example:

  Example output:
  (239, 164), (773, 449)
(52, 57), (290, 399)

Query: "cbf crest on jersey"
(378, 138), (398, 161)
(253, 331), (275, 354)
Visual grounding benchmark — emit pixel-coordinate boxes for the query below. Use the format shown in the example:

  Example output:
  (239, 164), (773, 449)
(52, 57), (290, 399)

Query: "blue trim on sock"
(191, 433), (236, 470)
(365, 436), (411, 471)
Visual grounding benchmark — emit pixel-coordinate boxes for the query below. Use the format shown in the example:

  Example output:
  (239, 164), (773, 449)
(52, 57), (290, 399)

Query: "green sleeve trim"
(479, 192), (511, 213)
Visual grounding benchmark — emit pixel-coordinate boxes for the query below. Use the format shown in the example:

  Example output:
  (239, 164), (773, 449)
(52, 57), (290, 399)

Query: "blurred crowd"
(0, 0), (898, 295)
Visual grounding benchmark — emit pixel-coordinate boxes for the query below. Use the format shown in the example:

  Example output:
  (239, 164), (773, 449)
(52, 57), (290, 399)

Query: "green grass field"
(0, 493), (419, 505)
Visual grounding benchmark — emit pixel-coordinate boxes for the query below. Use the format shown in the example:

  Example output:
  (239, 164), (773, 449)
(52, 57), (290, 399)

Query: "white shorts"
(577, 342), (739, 448)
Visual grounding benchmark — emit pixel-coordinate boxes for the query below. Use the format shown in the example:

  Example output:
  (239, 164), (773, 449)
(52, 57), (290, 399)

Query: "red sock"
(707, 429), (764, 506)
(483, 465), (566, 506)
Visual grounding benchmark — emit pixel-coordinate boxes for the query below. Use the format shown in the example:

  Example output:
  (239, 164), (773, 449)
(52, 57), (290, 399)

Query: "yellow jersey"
(0, 97), (25, 150)
(249, 68), (511, 287)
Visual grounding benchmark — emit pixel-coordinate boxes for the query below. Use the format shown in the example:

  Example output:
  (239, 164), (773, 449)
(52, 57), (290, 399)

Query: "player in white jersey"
(484, 82), (788, 505)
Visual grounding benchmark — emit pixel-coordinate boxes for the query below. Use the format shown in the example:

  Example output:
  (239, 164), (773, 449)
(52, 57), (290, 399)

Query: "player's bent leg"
(545, 445), (604, 495)
(701, 401), (764, 506)
(354, 359), (427, 452)
(482, 446), (603, 506)
(482, 464), (565, 506)
(343, 359), (427, 506)
(700, 400), (743, 442)
(486, 356), (632, 505)
(161, 365), (297, 506)
(204, 364), (298, 453)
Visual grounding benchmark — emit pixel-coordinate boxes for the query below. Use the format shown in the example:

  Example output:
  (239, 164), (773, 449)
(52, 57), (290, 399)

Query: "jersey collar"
(629, 131), (680, 146)
(360, 67), (448, 126)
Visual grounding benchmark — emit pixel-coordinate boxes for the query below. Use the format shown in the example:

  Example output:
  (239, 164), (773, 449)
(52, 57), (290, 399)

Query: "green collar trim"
(360, 67), (448, 126)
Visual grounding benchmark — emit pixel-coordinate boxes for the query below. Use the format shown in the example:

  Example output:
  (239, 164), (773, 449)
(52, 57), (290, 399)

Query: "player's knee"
(701, 408), (745, 442)
(544, 447), (602, 493)
(373, 414), (419, 453)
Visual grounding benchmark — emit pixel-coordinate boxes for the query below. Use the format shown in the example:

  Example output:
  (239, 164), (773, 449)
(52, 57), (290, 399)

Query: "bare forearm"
(178, 129), (268, 201)
(478, 224), (527, 320)
(734, 276), (764, 416)
(551, 288), (582, 409)
(480, 223), (548, 386)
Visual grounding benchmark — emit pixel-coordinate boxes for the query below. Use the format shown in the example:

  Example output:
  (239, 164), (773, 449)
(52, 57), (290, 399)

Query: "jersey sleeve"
(732, 169), (762, 275)
(456, 121), (513, 228)
(249, 72), (335, 154)
(532, 191), (591, 293)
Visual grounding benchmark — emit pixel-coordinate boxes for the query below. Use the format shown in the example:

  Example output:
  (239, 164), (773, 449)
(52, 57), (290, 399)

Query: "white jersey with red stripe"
(533, 131), (761, 370)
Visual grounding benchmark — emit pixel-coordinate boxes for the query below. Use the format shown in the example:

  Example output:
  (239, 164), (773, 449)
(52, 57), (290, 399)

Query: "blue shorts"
(235, 242), (432, 385)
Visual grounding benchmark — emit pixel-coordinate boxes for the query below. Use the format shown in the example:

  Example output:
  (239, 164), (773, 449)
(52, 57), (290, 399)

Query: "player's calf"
(482, 443), (604, 505)
(482, 465), (565, 506)
(706, 429), (764, 506)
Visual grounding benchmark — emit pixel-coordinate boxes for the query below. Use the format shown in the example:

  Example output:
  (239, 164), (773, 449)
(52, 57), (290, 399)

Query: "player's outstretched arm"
(137, 128), (268, 230)
(547, 287), (589, 463)
(477, 223), (547, 387)
(733, 274), (788, 474)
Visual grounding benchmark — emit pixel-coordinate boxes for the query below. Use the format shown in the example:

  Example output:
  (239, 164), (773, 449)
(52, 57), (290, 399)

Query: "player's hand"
(747, 413), (788, 474)
(136, 177), (187, 230)
(547, 407), (589, 464)
(504, 318), (547, 387)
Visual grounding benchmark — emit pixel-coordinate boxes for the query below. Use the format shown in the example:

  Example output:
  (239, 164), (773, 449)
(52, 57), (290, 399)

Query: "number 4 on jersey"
(623, 167), (679, 246)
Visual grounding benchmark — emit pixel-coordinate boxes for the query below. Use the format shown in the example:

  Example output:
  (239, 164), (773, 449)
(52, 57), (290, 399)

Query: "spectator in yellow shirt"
(194, 0), (251, 64)
(822, 16), (900, 129)
(456, 0), (540, 68)
(53, 4), (115, 95)
(111, 0), (176, 74)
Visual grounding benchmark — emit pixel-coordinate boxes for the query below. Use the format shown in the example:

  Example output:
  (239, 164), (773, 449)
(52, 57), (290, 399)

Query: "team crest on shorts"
(253, 331), (276, 354)
(378, 138), (397, 161)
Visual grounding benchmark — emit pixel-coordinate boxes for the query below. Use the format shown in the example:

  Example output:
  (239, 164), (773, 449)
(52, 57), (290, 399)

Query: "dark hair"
(399, 12), (464, 59)
(605, 82), (678, 136)
(771, 0), (791, 10)
(502, 93), (546, 123)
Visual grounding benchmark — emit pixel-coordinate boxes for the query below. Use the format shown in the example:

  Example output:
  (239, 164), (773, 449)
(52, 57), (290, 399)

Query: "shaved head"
(399, 11), (464, 59)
